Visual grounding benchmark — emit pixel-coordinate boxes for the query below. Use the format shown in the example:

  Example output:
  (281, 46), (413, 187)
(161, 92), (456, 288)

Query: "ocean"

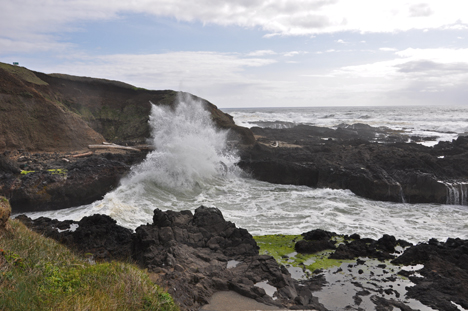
(24, 101), (468, 244)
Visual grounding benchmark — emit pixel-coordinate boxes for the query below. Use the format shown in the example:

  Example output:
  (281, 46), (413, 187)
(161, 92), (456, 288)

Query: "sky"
(1, 0), (468, 108)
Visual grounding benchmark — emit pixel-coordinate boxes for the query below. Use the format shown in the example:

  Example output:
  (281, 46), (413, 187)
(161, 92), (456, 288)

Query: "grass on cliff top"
(254, 235), (351, 273)
(0, 62), (48, 86)
(0, 219), (179, 311)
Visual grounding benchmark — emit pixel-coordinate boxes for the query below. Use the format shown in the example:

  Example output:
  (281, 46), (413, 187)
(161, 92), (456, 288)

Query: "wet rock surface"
(239, 124), (468, 204)
(392, 238), (468, 311)
(295, 229), (467, 311)
(17, 209), (468, 310)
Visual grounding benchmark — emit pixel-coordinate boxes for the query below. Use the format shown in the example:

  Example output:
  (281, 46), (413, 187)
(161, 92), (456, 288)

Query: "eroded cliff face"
(0, 62), (254, 152)
(0, 64), (104, 151)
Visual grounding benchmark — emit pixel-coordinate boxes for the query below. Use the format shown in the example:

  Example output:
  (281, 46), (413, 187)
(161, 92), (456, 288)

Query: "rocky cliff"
(0, 62), (254, 152)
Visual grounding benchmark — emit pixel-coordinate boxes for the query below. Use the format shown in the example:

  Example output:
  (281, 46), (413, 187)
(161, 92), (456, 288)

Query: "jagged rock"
(295, 229), (412, 262)
(132, 206), (326, 310)
(17, 208), (468, 311)
(392, 238), (468, 310)
(18, 207), (327, 311)
(17, 214), (133, 260)
(295, 239), (336, 253)
(330, 236), (398, 261)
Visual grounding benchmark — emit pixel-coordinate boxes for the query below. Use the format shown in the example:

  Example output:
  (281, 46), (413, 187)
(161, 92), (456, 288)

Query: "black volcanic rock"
(17, 208), (468, 311)
(3, 154), (147, 213)
(16, 214), (133, 260)
(239, 124), (468, 204)
(392, 238), (468, 310)
(295, 229), (338, 253)
(18, 207), (327, 311)
(132, 207), (325, 310)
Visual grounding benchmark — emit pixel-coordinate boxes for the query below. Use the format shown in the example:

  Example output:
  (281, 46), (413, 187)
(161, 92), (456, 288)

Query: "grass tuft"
(0, 218), (179, 311)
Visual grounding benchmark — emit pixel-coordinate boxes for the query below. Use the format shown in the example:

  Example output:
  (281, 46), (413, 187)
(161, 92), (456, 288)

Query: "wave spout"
(122, 93), (237, 192)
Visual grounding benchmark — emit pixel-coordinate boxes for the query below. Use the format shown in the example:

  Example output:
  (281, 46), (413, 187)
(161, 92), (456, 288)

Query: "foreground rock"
(17, 209), (468, 310)
(393, 238), (468, 310)
(295, 229), (468, 310)
(18, 207), (327, 311)
(239, 124), (468, 204)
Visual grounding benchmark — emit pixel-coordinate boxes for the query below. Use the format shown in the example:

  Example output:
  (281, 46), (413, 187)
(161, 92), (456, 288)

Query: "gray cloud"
(409, 3), (434, 17)
(290, 14), (332, 29)
(388, 78), (468, 106)
(396, 60), (468, 75)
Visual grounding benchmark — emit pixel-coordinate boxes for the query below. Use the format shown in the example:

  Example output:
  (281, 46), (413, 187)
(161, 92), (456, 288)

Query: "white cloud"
(283, 51), (308, 57)
(42, 51), (277, 106)
(2, 0), (468, 55)
(322, 48), (468, 105)
(379, 47), (397, 52)
(333, 48), (468, 77)
(409, 3), (434, 17)
(247, 50), (276, 56)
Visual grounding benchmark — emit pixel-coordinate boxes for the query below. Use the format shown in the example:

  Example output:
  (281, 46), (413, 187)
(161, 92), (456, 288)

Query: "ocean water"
(223, 105), (468, 146)
(24, 101), (468, 243)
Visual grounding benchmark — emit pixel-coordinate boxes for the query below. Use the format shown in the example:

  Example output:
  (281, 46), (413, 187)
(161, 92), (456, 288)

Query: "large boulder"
(133, 206), (326, 310)
(16, 214), (133, 261)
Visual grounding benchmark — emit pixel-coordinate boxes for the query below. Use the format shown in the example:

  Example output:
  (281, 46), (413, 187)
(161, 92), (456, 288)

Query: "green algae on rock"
(254, 235), (350, 276)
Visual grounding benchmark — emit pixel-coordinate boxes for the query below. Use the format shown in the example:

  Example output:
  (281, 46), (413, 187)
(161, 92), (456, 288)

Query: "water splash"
(122, 93), (237, 192)
(444, 181), (468, 205)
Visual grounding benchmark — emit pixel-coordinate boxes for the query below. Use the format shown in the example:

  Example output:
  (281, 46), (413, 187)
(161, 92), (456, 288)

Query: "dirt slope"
(0, 64), (104, 151)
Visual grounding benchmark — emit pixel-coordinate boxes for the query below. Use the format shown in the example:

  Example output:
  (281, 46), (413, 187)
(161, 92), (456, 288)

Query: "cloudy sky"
(1, 0), (468, 108)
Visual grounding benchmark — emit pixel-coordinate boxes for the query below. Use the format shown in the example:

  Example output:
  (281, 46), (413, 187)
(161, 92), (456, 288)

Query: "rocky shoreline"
(238, 123), (468, 205)
(2, 121), (468, 215)
(2, 63), (468, 310)
(15, 207), (468, 311)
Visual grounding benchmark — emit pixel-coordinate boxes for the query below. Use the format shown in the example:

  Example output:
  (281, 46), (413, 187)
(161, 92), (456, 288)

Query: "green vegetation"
(20, 169), (68, 176)
(254, 235), (351, 273)
(48, 73), (136, 90)
(0, 62), (48, 86)
(47, 169), (67, 175)
(0, 218), (179, 311)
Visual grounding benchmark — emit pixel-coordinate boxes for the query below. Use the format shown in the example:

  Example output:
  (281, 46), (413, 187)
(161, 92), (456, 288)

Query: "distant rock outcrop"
(239, 125), (468, 204)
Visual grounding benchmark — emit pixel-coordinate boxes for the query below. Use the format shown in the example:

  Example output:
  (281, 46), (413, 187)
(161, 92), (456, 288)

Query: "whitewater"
(24, 98), (468, 244)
